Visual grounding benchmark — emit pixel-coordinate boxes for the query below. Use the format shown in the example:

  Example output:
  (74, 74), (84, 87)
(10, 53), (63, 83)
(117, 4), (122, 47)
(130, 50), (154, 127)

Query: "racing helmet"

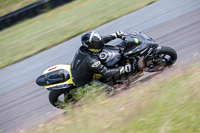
(81, 31), (104, 52)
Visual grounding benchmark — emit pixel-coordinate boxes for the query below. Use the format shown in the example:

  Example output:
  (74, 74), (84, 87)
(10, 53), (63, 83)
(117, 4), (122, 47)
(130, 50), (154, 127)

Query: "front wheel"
(145, 46), (177, 72)
(49, 89), (72, 108)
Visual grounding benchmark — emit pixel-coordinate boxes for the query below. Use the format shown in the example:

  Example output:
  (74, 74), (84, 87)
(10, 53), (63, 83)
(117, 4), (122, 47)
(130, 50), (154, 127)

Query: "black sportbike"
(36, 32), (177, 108)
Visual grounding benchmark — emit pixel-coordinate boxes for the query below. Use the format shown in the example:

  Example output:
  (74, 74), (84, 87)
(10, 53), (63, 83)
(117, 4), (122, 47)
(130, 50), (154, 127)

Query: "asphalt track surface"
(0, 0), (200, 132)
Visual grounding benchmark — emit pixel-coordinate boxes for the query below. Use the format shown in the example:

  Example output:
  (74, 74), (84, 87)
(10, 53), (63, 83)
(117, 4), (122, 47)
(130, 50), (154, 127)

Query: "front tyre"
(145, 46), (177, 72)
(158, 46), (177, 65)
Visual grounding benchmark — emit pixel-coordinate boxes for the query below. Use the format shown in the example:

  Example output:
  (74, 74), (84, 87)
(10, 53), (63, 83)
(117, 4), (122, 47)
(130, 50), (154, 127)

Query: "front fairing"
(124, 42), (150, 56)
(123, 33), (156, 56)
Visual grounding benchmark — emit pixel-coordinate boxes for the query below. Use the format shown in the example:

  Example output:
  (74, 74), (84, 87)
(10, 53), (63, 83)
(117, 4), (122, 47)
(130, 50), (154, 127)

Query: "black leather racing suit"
(71, 35), (120, 87)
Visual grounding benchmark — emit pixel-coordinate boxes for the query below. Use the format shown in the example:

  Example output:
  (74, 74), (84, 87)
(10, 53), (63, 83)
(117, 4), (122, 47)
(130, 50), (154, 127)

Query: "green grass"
(0, 0), (38, 16)
(27, 64), (200, 133)
(0, 0), (156, 69)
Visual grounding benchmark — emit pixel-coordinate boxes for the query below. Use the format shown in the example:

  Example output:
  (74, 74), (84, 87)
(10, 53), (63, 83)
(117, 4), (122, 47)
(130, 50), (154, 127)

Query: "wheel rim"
(55, 92), (72, 108)
(145, 53), (172, 72)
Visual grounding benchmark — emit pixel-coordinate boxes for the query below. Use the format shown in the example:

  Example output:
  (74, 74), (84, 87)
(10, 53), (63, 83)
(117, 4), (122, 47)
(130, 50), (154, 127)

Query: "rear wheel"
(49, 89), (72, 109)
(145, 46), (177, 72)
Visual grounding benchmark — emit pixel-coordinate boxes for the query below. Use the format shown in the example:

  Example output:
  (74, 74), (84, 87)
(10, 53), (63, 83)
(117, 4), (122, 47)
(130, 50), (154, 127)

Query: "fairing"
(36, 65), (75, 90)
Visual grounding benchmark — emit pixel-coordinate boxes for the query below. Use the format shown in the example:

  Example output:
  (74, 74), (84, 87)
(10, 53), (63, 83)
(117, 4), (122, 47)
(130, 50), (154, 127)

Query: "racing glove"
(119, 66), (125, 75)
(119, 64), (132, 75)
(111, 31), (125, 39)
(125, 64), (132, 73)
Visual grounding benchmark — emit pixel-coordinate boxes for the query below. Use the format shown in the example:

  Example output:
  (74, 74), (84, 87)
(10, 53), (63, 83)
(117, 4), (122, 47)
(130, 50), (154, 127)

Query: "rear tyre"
(49, 89), (71, 109)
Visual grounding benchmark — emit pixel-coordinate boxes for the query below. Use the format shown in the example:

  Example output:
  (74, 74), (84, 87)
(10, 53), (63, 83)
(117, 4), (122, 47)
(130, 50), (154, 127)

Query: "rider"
(70, 31), (128, 87)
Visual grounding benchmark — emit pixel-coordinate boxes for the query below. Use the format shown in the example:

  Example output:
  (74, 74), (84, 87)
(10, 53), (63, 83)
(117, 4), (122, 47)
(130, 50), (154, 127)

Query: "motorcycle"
(36, 32), (177, 108)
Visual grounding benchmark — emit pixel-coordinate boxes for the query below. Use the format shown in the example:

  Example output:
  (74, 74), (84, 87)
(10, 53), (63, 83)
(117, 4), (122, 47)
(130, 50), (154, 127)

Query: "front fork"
(137, 44), (160, 71)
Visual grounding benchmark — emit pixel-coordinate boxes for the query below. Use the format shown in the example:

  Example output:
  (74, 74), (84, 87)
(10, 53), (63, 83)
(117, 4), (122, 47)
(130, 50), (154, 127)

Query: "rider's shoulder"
(78, 46), (89, 54)
(78, 46), (99, 60)
(86, 54), (100, 66)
